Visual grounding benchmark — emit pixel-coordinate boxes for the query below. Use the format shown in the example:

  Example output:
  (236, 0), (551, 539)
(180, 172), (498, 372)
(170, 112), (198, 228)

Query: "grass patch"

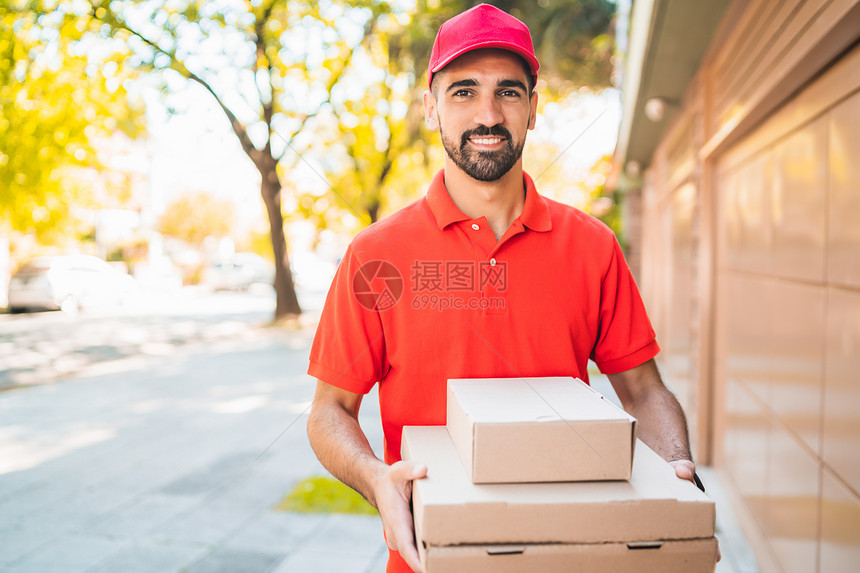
(275, 475), (378, 516)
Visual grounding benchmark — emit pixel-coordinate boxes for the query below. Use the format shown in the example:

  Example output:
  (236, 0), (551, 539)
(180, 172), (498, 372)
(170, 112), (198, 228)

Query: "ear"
(423, 90), (439, 130)
(528, 91), (538, 130)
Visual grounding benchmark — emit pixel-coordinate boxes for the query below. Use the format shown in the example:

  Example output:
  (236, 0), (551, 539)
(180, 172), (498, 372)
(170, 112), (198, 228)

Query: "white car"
(291, 251), (337, 292)
(7, 255), (137, 313)
(202, 253), (275, 292)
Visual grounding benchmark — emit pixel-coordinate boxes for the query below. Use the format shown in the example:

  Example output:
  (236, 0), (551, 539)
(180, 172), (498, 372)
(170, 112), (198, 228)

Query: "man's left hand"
(669, 460), (722, 563)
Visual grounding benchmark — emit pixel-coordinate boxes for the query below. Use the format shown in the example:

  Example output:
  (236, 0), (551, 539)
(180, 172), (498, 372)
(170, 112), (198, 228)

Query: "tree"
(393, 1), (617, 91)
(87, 0), (379, 319)
(158, 191), (234, 245)
(307, 14), (437, 230)
(0, 0), (143, 244)
(507, 0), (617, 92)
(303, 0), (617, 229)
(68, 0), (615, 319)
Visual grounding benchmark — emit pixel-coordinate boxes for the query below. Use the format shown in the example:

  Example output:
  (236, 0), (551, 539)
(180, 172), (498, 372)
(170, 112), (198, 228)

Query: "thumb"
(407, 461), (428, 480)
(670, 459), (695, 481)
(389, 460), (427, 481)
(391, 460), (428, 481)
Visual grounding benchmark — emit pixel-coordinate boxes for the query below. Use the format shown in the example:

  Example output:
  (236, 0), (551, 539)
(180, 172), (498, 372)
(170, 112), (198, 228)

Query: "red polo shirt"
(308, 169), (659, 570)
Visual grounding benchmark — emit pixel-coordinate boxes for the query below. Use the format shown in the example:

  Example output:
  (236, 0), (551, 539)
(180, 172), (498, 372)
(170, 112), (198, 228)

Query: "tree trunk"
(367, 200), (380, 224)
(260, 165), (301, 319)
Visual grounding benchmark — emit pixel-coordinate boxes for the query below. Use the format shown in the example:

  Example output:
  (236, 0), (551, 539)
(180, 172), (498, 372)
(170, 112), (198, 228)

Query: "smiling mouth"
(469, 137), (505, 146)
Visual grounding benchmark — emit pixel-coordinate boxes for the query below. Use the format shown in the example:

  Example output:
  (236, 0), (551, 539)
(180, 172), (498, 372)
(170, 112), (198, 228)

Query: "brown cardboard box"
(421, 539), (718, 572)
(402, 426), (717, 572)
(446, 377), (637, 483)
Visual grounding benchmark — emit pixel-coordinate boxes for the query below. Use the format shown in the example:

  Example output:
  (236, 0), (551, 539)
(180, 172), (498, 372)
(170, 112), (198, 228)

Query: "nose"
(473, 93), (504, 127)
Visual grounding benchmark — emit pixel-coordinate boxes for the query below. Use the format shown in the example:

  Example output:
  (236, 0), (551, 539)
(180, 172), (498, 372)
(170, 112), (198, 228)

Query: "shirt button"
(490, 258), (497, 266)
(471, 223), (480, 231)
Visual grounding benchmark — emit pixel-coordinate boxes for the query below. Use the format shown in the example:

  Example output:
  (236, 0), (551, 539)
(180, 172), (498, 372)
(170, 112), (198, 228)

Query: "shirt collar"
(426, 169), (552, 232)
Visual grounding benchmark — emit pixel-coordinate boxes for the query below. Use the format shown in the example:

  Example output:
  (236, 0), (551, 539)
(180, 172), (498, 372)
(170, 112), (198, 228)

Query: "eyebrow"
(497, 79), (528, 92)
(445, 79), (478, 93)
(445, 78), (529, 94)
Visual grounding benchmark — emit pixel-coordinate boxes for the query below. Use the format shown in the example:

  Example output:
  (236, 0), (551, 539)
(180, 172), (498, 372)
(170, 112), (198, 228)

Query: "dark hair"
(430, 52), (535, 96)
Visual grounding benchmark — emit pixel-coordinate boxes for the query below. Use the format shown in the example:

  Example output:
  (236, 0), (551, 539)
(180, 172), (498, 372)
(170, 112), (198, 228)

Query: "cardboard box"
(421, 539), (718, 573)
(402, 426), (717, 572)
(446, 377), (637, 483)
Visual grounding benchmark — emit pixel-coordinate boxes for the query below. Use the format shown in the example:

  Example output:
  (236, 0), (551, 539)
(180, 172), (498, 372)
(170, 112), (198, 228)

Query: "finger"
(674, 464), (692, 480)
(390, 518), (423, 572)
(377, 462), (427, 572)
(670, 460), (695, 482)
(391, 461), (428, 481)
(410, 462), (428, 479)
(399, 542), (424, 573)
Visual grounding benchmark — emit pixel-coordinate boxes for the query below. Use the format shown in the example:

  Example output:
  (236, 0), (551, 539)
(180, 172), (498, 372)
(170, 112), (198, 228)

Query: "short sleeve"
(307, 246), (387, 394)
(591, 237), (660, 374)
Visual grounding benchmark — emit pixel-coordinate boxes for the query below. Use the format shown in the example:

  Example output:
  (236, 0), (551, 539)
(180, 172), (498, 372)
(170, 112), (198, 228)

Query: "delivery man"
(307, 4), (701, 572)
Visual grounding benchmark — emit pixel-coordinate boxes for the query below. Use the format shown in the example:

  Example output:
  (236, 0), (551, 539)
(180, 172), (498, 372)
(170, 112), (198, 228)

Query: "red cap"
(428, 4), (539, 89)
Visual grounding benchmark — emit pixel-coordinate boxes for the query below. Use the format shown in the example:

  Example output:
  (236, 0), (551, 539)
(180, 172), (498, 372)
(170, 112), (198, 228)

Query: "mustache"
(460, 125), (512, 148)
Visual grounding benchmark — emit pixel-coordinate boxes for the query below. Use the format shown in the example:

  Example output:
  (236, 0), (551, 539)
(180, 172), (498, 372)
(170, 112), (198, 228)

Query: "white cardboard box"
(402, 426), (717, 573)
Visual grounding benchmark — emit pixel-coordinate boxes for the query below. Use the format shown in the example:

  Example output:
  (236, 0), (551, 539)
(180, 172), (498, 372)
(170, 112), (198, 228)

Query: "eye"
(452, 89), (473, 97)
(500, 89), (521, 98)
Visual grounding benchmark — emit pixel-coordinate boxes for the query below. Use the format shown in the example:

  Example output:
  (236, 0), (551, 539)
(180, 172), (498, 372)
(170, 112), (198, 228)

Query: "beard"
(440, 124), (525, 182)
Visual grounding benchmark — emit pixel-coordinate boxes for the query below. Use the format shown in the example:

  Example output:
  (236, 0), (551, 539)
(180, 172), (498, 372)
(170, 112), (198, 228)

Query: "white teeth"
(472, 138), (502, 145)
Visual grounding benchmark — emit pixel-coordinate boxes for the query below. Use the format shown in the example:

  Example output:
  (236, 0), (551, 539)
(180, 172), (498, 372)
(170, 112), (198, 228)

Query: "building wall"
(640, 98), (706, 458)
(637, 1), (860, 571)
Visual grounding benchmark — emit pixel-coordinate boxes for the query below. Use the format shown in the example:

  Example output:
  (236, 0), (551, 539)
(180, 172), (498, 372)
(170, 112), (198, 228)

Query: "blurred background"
(2, 0), (859, 572)
(0, 0), (622, 319)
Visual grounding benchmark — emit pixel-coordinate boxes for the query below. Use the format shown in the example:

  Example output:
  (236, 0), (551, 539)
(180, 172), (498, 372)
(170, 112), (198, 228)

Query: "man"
(307, 5), (699, 572)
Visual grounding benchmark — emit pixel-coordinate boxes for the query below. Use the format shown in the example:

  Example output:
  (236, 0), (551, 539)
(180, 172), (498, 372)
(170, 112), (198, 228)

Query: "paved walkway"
(0, 327), (388, 573)
(0, 317), (758, 572)
(0, 288), (284, 392)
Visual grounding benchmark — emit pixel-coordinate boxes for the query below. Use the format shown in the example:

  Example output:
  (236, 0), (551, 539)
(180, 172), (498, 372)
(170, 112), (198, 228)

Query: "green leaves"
(2, 0), (617, 252)
(0, 1), (144, 240)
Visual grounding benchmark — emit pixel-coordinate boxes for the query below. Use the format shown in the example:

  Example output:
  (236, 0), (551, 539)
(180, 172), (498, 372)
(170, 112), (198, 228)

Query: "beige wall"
(717, 63), (860, 573)
(636, 0), (860, 571)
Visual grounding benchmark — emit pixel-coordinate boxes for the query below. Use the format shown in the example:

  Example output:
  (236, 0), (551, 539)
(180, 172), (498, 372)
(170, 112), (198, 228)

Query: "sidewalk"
(0, 328), (388, 573)
(0, 322), (759, 572)
(0, 287), (282, 392)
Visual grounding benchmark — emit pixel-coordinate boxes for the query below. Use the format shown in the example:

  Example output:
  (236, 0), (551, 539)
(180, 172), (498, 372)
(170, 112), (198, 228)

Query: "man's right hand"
(371, 460), (428, 573)
(307, 382), (428, 570)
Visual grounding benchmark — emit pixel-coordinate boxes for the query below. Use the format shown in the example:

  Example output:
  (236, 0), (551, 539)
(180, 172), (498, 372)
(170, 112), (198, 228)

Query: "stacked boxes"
(401, 377), (718, 572)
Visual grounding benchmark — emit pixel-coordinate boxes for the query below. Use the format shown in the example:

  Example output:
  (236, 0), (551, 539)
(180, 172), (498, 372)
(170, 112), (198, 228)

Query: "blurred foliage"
(349, 0), (616, 94)
(298, 0), (618, 230)
(237, 227), (276, 263)
(157, 191), (234, 245)
(2, 0), (619, 310)
(525, 134), (620, 240)
(0, 0), (144, 242)
(87, 0), (386, 316)
(583, 154), (623, 242)
(275, 475), (378, 515)
(298, 6), (437, 230)
(307, 0), (616, 241)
